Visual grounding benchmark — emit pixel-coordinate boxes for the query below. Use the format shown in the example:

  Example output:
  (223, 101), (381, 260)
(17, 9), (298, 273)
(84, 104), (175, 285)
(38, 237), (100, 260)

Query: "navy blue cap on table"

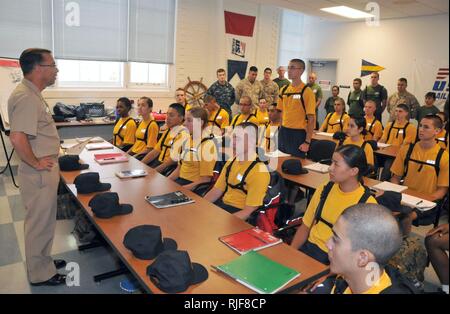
(146, 250), (208, 293)
(123, 225), (177, 260)
(376, 191), (412, 214)
(88, 192), (133, 218)
(282, 159), (308, 175)
(59, 155), (89, 171)
(74, 172), (111, 194)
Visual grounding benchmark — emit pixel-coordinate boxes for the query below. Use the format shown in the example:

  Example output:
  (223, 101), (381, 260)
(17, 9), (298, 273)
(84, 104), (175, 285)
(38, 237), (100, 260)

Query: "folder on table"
(213, 251), (300, 294)
(219, 228), (282, 255)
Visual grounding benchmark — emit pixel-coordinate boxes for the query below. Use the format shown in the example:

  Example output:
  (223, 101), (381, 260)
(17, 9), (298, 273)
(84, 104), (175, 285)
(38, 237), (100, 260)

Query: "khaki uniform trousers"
(18, 159), (59, 283)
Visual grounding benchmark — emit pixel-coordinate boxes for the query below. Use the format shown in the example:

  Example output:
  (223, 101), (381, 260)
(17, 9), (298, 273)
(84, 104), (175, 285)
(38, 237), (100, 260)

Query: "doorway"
(308, 60), (338, 126)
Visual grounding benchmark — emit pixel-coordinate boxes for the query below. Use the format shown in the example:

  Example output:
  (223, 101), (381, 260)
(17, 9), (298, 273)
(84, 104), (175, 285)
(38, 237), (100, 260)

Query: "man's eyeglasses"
(287, 66), (301, 70)
(39, 64), (57, 68)
(239, 103), (252, 107)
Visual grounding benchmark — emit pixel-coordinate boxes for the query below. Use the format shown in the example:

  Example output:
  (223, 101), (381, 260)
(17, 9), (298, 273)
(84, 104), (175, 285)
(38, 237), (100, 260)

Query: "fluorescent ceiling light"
(320, 6), (375, 19)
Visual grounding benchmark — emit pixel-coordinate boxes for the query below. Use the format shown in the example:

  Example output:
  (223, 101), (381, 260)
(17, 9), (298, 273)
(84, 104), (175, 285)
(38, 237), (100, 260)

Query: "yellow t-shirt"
(343, 136), (375, 166)
(255, 109), (270, 126)
(436, 129), (447, 149)
(214, 157), (270, 210)
(320, 112), (350, 133)
(391, 142), (449, 195)
(277, 83), (316, 130)
(332, 270), (392, 294)
(230, 113), (258, 128)
(130, 118), (159, 154)
(154, 127), (190, 163)
(113, 117), (137, 147)
(264, 122), (281, 152)
(302, 182), (377, 253)
(179, 136), (218, 182)
(364, 116), (383, 141)
(381, 121), (417, 146)
(208, 108), (230, 129)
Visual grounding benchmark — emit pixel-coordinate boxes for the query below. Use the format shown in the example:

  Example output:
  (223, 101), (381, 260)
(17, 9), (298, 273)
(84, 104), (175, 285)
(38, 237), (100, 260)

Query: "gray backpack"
(72, 211), (98, 244)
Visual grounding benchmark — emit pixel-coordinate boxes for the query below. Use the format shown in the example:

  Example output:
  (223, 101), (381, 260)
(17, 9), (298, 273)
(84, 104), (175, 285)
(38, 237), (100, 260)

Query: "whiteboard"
(0, 58), (23, 130)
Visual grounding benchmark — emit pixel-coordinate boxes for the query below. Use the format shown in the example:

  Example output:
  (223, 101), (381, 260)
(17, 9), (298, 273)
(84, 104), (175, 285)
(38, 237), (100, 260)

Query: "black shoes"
(30, 273), (67, 286)
(54, 259), (67, 269)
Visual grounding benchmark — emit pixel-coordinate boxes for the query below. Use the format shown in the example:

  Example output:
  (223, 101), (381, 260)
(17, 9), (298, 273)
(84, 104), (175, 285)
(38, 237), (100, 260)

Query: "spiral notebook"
(213, 251), (300, 294)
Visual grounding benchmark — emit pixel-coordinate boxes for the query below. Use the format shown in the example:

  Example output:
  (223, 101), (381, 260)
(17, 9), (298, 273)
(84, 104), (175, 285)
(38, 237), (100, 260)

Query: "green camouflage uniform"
(387, 91), (420, 121)
(235, 78), (265, 107)
(261, 79), (279, 105)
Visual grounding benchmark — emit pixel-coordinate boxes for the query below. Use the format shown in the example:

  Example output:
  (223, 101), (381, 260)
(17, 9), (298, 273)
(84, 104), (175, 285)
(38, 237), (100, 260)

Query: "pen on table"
(415, 200), (423, 206)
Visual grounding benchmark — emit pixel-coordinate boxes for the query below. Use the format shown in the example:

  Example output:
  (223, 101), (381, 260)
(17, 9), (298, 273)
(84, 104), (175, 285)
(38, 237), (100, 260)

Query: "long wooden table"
(275, 156), (433, 202)
(312, 132), (400, 159)
(60, 142), (329, 294)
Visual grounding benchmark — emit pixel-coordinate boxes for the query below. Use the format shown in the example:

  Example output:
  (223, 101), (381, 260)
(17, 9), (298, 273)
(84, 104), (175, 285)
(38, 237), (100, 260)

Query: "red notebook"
(94, 153), (128, 165)
(219, 228), (282, 255)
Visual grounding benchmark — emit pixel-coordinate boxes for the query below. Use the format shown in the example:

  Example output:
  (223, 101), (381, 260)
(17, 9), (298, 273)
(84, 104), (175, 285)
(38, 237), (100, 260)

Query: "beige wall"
(42, 0), (282, 113)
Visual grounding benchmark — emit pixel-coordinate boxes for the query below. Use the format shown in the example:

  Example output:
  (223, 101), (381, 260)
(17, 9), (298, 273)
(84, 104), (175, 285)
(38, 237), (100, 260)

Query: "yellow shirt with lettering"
(391, 142), (449, 195)
(230, 113), (258, 128)
(130, 118), (159, 154)
(179, 136), (217, 182)
(113, 117), (137, 147)
(154, 127), (190, 163)
(364, 116), (383, 141)
(302, 182), (377, 253)
(343, 136), (374, 166)
(320, 112), (350, 133)
(214, 158), (270, 210)
(208, 108), (230, 129)
(255, 109), (270, 126)
(381, 121), (417, 146)
(277, 83), (316, 130)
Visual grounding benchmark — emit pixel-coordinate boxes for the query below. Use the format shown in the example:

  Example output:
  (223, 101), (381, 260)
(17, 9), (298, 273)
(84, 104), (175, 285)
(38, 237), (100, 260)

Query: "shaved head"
(340, 203), (402, 266)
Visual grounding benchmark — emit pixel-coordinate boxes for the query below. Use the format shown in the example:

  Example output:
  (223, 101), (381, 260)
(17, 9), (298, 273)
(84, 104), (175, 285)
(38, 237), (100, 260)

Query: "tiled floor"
(0, 157), (445, 294)
(0, 164), (141, 294)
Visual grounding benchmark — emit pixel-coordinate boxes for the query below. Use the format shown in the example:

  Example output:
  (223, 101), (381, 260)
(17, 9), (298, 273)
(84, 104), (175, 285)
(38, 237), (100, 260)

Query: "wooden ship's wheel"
(184, 77), (208, 107)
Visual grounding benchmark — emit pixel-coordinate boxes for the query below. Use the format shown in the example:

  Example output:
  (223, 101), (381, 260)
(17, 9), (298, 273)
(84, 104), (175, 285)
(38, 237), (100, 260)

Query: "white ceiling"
(251, 0), (449, 21)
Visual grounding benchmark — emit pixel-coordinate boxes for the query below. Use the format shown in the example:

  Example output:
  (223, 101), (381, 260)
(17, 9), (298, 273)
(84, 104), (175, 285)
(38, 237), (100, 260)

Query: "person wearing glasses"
(277, 59), (316, 158)
(230, 96), (258, 128)
(8, 48), (67, 286)
(361, 72), (388, 122)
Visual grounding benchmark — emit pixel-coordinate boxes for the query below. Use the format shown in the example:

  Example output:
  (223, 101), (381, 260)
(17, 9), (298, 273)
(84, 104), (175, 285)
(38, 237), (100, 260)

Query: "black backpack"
(402, 142), (445, 180)
(386, 122), (410, 143)
(224, 157), (284, 233)
(313, 181), (372, 230)
(325, 112), (346, 132)
(136, 120), (159, 145)
(231, 113), (257, 128)
(279, 84), (309, 121)
(113, 117), (135, 146)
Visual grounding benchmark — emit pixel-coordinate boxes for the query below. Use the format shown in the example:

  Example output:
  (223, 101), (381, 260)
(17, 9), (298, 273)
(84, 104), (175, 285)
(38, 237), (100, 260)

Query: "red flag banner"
(0, 59), (20, 68)
(224, 11), (256, 37)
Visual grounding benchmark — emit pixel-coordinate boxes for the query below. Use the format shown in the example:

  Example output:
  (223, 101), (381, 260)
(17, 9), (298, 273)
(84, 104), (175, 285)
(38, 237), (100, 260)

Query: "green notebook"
(214, 251), (300, 294)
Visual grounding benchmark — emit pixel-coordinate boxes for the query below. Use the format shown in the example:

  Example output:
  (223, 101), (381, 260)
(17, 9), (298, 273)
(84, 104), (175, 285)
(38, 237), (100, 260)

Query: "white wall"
(42, 0), (282, 113)
(301, 13), (449, 112)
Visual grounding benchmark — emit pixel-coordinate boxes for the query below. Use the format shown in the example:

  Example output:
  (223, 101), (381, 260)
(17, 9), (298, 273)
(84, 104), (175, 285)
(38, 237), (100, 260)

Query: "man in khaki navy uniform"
(8, 48), (66, 286)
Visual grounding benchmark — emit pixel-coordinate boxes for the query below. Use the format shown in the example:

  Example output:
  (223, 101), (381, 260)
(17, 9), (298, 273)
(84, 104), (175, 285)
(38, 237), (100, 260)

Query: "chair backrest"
(308, 140), (337, 163)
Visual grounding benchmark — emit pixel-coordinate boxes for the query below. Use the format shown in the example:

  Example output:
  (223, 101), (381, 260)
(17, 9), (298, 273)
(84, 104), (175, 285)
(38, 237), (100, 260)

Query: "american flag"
(436, 68), (449, 80)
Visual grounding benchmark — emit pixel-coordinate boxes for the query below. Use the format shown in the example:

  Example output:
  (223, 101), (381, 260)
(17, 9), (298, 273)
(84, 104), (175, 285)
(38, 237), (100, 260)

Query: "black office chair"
(0, 114), (19, 188)
(308, 140), (337, 164)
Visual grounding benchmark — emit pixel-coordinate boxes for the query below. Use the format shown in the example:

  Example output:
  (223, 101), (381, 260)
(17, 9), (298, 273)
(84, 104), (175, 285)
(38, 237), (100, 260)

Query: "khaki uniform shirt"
(8, 79), (60, 158)
(387, 91), (420, 121)
(260, 79), (279, 105)
(235, 78), (264, 107)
